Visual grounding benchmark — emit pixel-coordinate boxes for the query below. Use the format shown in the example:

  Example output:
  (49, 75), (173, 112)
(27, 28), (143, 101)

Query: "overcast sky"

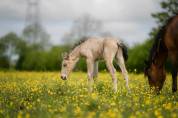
(0, 0), (162, 46)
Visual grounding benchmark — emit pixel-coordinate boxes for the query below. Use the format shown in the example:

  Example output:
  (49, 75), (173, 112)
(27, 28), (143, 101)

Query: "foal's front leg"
(93, 61), (98, 78)
(86, 58), (94, 92)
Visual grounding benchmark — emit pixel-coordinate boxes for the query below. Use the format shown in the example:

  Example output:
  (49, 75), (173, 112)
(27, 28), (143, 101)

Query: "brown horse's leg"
(172, 67), (177, 92)
(169, 51), (177, 92)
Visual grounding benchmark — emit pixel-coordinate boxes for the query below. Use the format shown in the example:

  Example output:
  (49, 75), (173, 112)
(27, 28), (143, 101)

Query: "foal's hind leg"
(104, 55), (118, 92)
(116, 49), (130, 91)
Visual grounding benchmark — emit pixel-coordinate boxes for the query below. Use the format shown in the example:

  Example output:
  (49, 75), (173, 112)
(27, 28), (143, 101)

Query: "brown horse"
(145, 14), (178, 93)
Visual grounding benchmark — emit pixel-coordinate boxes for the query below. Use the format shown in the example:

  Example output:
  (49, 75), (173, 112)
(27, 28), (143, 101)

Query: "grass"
(0, 71), (177, 118)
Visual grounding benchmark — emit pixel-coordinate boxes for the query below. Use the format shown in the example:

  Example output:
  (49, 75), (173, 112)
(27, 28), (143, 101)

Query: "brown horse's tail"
(117, 42), (128, 61)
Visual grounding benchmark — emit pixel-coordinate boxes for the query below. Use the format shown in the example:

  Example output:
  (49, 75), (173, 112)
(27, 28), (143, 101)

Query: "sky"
(0, 0), (162, 46)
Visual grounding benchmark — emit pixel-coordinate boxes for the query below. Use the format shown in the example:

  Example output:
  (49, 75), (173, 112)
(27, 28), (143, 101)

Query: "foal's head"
(144, 60), (166, 93)
(61, 53), (77, 80)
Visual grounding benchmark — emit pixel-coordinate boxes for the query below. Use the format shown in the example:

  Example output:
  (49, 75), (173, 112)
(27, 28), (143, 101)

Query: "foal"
(60, 37), (129, 92)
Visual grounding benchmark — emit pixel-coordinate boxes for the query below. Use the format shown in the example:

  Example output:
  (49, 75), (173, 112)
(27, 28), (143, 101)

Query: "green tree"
(21, 50), (48, 70)
(127, 0), (178, 73)
(45, 45), (70, 71)
(150, 0), (178, 38)
(127, 40), (153, 73)
(0, 32), (27, 69)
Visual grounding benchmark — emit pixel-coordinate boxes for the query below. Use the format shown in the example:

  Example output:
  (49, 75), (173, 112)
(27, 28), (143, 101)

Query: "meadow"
(0, 71), (177, 118)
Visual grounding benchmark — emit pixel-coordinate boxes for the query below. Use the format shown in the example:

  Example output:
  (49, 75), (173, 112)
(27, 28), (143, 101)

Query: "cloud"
(0, 0), (160, 22)
(0, 0), (162, 46)
(41, 0), (161, 23)
(0, 0), (26, 20)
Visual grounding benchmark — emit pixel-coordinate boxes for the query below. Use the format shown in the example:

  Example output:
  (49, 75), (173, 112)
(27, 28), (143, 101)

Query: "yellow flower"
(86, 112), (95, 118)
(176, 102), (178, 108)
(129, 115), (136, 118)
(171, 113), (177, 118)
(91, 93), (97, 100)
(106, 110), (116, 118)
(17, 111), (23, 118)
(110, 102), (116, 106)
(154, 109), (163, 118)
(163, 103), (172, 110)
(0, 109), (3, 114)
(74, 106), (81, 114)
(25, 113), (30, 118)
(59, 107), (66, 112)
(145, 99), (150, 105)
(37, 98), (40, 102)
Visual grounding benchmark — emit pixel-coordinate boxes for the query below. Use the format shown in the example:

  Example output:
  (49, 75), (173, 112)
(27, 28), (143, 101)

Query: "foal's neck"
(69, 46), (80, 60)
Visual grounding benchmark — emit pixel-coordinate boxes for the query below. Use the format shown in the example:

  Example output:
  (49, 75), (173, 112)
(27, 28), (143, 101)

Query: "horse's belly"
(92, 49), (104, 60)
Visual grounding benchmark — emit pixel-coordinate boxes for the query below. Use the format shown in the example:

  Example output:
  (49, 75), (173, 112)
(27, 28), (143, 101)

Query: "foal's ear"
(62, 52), (69, 59)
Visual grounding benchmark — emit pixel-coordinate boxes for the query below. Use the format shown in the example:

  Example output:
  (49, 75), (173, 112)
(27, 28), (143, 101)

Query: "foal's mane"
(66, 37), (88, 59)
(71, 37), (89, 50)
(148, 13), (178, 63)
(63, 37), (89, 59)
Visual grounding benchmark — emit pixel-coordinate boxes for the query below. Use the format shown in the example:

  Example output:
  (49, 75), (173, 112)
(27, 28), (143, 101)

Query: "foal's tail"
(117, 42), (128, 61)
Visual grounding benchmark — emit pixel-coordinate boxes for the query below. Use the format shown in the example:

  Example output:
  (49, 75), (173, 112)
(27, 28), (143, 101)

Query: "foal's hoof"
(88, 88), (93, 93)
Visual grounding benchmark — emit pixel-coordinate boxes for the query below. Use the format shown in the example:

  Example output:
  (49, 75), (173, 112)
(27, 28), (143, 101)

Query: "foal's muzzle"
(61, 75), (67, 80)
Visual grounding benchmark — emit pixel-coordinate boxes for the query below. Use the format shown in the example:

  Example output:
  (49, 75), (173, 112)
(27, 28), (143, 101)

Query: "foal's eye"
(63, 64), (67, 67)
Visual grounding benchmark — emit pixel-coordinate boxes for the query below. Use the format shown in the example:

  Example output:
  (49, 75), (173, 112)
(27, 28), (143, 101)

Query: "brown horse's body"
(145, 14), (178, 93)
(165, 15), (178, 65)
(165, 15), (178, 92)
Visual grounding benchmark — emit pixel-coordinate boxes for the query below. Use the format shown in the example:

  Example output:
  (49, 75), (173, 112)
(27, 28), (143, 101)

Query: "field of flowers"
(0, 71), (177, 118)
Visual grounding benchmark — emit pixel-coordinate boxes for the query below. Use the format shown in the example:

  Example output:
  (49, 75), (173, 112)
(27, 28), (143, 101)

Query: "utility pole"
(24, 0), (41, 44)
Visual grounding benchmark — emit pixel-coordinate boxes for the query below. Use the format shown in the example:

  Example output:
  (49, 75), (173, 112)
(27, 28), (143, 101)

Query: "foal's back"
(80, 37), (120, 59)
